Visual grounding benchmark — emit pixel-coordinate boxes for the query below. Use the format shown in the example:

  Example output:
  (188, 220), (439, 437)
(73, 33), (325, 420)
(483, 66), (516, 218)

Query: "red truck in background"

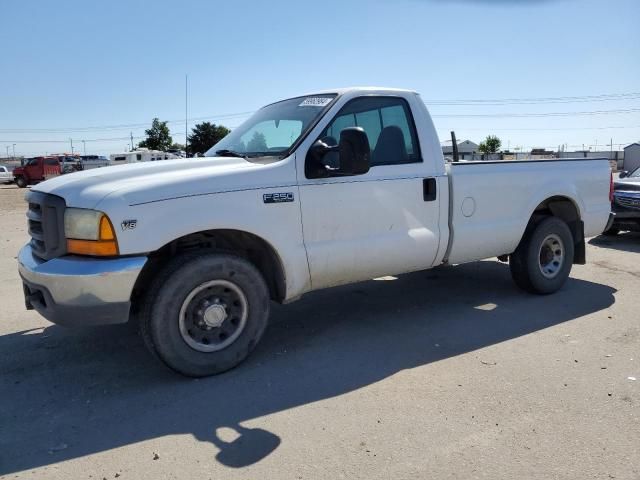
(12, 157), (61, 188)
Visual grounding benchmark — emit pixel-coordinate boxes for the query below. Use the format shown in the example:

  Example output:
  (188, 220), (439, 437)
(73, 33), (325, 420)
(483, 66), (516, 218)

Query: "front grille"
(25, 191), (67, 260)
(615, 194), (640, 211)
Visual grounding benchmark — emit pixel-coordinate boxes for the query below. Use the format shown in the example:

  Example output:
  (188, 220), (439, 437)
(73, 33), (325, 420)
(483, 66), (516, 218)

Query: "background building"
(623, 143), (640, 172)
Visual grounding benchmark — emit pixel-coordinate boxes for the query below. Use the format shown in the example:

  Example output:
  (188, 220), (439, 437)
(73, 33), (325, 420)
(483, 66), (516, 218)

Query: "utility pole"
(12, 144), (16, 160)
(185, 74), (189, 157)
(70, 138), (74, 154)
(5, 146), (9, 159)
(130, 131), (134, 151)
(82, 140), (86, 155)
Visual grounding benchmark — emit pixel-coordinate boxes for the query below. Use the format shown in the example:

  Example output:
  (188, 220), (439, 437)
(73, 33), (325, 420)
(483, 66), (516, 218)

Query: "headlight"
(64, 208), (118, 256)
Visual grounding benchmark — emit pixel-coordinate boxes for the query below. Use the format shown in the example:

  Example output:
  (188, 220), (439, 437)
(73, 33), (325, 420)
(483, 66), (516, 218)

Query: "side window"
(381, 105), (415, 155)
(136, 154), (142, 161)
(45, 159), (58, 166)
(320, 97), (421, 167)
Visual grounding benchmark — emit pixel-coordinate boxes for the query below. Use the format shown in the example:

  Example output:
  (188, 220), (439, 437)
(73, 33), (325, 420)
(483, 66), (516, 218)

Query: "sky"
(1, 0), (639, 157)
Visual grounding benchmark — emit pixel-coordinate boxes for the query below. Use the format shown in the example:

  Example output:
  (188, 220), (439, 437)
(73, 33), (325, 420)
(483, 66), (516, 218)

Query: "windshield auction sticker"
(299, 97), (333, 107)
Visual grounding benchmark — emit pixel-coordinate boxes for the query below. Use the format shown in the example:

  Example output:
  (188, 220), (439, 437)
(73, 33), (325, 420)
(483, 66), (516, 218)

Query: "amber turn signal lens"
(67, 239), (118, 256)
(99, 215), (115, 240)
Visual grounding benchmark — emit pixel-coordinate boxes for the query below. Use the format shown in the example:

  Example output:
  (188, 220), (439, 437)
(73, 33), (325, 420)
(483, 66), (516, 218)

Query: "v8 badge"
(121, 219), (137, 231)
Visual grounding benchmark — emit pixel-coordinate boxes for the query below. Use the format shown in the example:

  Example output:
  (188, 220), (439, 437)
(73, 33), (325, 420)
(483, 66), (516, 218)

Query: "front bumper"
(18, 244), (147, 327)
(610, 191), (640, 231)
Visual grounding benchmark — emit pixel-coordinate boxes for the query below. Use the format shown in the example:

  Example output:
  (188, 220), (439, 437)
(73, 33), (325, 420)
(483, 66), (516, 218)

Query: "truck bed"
(444, 158), (612, 265)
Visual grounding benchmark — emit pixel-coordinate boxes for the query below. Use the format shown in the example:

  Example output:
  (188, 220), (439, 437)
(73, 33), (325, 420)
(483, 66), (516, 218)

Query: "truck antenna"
(185, 74), (188, 157)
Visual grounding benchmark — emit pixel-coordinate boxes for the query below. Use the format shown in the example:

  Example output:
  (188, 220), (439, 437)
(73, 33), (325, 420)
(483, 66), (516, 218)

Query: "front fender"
(96, 187), (311, 301)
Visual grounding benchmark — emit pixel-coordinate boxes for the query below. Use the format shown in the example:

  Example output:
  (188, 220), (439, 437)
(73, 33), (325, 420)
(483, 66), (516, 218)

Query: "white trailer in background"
(109, 148), (180, 165)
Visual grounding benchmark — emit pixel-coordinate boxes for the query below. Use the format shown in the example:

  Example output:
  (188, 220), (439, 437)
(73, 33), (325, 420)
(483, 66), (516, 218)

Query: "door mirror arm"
(305, 140), (337, 179)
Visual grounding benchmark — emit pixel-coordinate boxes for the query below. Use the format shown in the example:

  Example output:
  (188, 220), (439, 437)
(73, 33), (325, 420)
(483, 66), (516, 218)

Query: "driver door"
(297, 95), (441, 290)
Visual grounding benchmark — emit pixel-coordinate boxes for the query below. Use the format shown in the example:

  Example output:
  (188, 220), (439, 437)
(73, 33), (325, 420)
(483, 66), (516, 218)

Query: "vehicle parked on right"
(605, 167), (640, 234)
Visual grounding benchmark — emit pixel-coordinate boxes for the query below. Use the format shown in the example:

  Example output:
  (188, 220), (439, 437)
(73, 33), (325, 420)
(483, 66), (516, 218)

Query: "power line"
(0, 112), (254, 134)
(436, 125), (640, 132)
(0, 136), (146, 144)
(425, 92), (640, 106)
(2, 91), (640, 134)
(431, 108), (640, 118)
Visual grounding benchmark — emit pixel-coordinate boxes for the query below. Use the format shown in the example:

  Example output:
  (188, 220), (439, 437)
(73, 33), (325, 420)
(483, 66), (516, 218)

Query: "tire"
(509, 216), (574, 295)
(15, 177), (27, 188)
(139, 252), (270, 377)
(602, 227), (620, 236)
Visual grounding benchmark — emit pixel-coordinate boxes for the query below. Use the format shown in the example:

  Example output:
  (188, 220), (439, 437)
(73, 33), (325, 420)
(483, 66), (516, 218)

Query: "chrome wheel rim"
(538, 233), (564, 279)
(178, 279), (248, 352)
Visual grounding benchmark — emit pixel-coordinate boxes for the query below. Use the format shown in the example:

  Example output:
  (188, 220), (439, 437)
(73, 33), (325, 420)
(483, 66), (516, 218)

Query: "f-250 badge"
(263, 192), (294, 204)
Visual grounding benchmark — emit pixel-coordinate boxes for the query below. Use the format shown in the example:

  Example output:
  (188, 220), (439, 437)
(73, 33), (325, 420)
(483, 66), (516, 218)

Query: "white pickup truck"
(18, 87), (613, 376)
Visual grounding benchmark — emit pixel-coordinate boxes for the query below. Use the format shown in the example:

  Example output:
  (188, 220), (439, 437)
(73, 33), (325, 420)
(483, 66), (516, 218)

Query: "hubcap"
(178, 279), (248, 352)
(203, 304), (227, 328)
(538, 233), (564, 279)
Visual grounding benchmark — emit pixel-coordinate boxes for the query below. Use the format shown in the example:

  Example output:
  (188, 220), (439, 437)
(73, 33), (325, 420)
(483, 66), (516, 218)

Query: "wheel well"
(131, 229), (287, 307)
(530, 196), (585, 264)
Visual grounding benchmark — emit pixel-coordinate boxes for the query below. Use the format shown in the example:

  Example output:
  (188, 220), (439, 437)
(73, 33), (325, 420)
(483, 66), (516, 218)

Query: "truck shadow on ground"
(0, 261), (616, 474)
(589, 233), (640, 254)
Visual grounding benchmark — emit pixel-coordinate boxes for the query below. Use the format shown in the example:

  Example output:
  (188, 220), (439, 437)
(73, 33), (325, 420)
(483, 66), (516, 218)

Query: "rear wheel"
(139, 252), (270, 377)
(15, 176), (27, 188)
(509, 216), (574, 295)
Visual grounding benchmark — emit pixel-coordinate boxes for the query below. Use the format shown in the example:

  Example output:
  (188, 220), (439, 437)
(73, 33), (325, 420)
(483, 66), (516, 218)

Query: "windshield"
(205, 94), (337, 159)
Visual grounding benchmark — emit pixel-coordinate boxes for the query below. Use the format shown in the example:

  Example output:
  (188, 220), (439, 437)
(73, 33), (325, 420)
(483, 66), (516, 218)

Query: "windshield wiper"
(215, 149), (246, 158)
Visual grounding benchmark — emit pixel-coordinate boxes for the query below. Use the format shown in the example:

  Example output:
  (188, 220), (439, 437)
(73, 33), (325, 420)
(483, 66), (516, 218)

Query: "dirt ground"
(0, 183), (638, 479)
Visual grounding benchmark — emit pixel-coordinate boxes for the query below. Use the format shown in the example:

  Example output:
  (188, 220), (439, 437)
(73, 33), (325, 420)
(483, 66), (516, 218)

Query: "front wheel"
(15, 176), (27, 188)
(509, 216), (574, 295)
(139, 252), (270, 377)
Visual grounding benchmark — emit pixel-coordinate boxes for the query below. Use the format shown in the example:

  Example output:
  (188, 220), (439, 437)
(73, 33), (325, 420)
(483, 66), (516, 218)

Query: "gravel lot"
(0, 183), (638, 479)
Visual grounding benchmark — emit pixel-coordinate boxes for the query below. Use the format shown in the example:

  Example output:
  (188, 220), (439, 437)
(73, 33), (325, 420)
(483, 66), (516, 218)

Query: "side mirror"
(338, 127), (370, 176)
(619, 170), (629, 178)
(305, 127), (370, 178)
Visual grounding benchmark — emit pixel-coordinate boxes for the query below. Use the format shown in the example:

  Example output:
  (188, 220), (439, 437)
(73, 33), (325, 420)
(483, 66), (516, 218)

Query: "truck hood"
(614, 176), (640, 192)
(33, 157), (289, 208)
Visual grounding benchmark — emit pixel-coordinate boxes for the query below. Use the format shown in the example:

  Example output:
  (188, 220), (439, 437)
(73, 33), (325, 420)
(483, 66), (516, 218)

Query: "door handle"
(423, 178), (437, 201)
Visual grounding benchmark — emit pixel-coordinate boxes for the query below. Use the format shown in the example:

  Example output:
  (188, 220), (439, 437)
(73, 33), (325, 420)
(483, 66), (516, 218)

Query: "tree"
(246, 131), (267, 152)
(188, 122), (230, 154)
(138, 118), (173, 151)
(478, 135), (502, 155)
